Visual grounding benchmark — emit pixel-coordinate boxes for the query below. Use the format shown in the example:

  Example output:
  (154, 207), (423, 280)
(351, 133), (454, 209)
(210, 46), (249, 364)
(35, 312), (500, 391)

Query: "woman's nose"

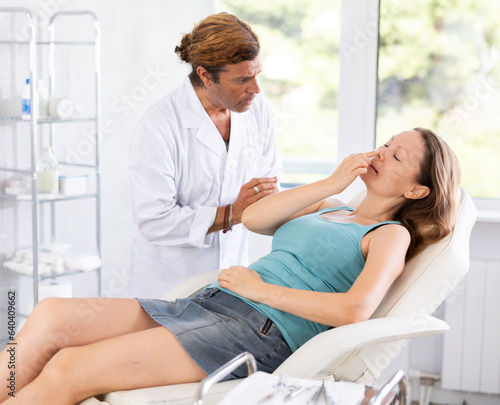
(376, 148), (385, 161)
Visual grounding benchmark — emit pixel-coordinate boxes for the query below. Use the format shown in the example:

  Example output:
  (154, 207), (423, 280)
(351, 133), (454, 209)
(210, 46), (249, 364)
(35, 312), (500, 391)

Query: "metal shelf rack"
(0, 7), (102, 306)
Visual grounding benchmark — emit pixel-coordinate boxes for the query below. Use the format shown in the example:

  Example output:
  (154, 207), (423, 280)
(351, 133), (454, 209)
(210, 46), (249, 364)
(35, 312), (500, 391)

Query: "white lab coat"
(129, 77), (282, 298)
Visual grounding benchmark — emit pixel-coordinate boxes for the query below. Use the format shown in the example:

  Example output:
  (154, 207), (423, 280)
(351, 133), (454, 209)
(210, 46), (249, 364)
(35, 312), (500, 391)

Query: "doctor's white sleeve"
(129, 122), (216, 249)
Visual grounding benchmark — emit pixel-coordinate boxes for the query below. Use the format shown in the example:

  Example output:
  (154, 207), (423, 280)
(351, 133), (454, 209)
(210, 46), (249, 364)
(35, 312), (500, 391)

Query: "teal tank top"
(213, 206), (400, 352)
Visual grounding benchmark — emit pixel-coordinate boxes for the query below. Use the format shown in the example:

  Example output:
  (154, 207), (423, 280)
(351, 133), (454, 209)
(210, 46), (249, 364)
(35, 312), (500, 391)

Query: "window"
(217, 0), (342, 185)
(377, 0), (500, 199)
(218, 0), (499, 201)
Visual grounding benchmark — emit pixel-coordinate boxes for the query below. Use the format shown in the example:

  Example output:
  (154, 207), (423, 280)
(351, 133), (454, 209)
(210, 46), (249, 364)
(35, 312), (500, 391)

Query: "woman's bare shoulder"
(363, 224), (410, 263)
(371, 222), (410, 242)
(318, 197), (346, 210)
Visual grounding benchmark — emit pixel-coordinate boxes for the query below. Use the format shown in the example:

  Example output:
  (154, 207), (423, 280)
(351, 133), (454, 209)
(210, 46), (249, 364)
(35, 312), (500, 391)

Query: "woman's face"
(362, 130), (428, 199)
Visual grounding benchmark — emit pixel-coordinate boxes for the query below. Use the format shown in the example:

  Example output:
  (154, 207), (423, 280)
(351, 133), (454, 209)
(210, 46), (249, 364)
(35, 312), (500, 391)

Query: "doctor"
(129, 12), (282, 298)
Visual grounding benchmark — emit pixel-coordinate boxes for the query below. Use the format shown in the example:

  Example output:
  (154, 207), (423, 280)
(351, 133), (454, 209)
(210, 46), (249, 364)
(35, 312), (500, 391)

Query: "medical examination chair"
(81, 186), (476, 405)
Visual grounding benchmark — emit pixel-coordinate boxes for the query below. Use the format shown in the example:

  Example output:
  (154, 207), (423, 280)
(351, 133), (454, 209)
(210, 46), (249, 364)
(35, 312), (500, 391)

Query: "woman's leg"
(0, 297), (159, 401)
(3, 326), (207, 405)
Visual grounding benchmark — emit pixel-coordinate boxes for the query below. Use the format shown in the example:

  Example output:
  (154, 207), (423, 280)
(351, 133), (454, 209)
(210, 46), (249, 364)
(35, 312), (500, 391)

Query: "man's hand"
(232, 177), (279, 223)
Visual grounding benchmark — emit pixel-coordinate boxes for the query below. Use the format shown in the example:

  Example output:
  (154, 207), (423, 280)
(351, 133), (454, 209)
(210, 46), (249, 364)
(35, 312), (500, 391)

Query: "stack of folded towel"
(3, 243), (101, 277)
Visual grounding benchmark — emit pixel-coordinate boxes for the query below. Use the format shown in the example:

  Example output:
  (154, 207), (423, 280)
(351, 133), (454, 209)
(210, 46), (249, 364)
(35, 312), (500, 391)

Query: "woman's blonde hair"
(175, 13), (260, 87)
(395, 128), (461, 261)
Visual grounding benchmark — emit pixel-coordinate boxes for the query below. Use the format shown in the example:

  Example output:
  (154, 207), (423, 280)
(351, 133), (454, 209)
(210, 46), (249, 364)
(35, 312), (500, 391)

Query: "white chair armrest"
(160, 270), (220, 301)
(274, 315), (448, 379)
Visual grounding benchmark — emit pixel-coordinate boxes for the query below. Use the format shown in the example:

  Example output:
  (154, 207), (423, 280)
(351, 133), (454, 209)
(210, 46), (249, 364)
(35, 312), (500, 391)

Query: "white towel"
(218, 372), (365, 405)
(6, 247), (100, 276)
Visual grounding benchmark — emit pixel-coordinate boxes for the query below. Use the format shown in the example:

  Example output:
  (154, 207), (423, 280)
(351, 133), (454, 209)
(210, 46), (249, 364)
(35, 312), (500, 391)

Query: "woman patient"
(0, 128), (460, 405)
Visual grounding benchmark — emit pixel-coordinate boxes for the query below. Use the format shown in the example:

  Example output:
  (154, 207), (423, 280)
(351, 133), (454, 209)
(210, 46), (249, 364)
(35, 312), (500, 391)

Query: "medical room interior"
(0, 0), (499, 404)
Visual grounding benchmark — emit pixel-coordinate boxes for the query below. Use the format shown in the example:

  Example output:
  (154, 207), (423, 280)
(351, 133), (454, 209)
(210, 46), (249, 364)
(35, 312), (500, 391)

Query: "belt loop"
(261, 318), (273, 335)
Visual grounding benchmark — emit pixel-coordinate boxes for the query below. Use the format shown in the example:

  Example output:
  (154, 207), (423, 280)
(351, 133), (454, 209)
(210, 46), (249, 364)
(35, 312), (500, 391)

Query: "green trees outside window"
(377, 0), (500, 198)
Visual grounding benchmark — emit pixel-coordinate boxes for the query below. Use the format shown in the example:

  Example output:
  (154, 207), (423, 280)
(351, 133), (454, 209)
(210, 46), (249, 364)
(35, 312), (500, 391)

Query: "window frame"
(281, 0), (380, 194)
(337, 0), (379, 157)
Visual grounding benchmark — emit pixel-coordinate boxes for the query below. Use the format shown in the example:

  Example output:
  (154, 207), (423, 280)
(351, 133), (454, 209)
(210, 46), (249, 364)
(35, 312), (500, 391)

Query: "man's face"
(206, 54), (262, 113)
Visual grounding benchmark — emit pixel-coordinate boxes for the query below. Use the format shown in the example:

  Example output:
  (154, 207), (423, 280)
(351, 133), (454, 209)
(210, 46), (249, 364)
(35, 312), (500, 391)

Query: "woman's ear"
(404, 185), (431, 200)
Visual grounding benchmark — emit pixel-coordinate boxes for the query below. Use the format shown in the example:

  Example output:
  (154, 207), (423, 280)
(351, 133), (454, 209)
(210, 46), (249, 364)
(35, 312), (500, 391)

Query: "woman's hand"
(327, 149), (380, 193)
(218, 266), (264, 302)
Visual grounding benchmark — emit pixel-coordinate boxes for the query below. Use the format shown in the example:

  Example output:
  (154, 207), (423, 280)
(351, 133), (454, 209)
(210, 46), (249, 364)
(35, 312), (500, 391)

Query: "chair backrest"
(323, 186), (477, 384)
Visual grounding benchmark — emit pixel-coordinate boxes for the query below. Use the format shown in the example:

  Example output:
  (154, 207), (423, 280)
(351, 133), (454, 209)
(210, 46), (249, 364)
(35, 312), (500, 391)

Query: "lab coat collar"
(227, 111), (246, 159)
(178, 77), (206, 129)
(178, 76), (247, 160)
(195, 110), (247, 160)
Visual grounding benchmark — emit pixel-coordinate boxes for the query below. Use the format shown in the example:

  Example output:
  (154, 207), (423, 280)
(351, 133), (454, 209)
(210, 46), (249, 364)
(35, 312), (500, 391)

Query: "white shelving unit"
(0, 8), (102, 315)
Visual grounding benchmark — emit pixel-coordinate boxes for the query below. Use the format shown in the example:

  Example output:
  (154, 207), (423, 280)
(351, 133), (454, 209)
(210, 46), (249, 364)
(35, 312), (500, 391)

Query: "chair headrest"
(368, 187), (477, 318)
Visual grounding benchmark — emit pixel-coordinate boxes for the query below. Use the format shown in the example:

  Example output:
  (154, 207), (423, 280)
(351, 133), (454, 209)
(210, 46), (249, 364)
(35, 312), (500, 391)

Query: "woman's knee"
(26, 298), (82, 349)
(35, 347), (85, 402)
(40, 347), (73, 378)
(30, 297), (66, 320)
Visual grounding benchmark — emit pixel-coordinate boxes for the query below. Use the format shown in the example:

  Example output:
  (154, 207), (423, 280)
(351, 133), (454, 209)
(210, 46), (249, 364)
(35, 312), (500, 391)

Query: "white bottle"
(37, 147), (59, 194)
(22, 78), (31, 119)
(37, 79), (49, 117)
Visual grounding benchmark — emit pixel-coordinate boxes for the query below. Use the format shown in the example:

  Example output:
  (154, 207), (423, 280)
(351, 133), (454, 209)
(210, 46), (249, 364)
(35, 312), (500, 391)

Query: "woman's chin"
(359, 173), (370, 183)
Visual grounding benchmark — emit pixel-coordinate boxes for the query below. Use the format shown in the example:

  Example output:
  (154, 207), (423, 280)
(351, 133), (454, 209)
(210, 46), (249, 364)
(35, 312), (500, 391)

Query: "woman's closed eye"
(382, 144), (400, 161)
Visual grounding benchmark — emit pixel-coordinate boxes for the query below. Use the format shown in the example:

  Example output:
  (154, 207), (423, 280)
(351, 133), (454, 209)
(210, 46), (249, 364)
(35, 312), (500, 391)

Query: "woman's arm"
(218, 224), (409, 327)
(242, 150), (379, 235)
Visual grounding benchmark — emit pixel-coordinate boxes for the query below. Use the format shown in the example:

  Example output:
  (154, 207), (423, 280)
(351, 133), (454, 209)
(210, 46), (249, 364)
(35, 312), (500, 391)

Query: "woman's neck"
(351, 194), (403, 223)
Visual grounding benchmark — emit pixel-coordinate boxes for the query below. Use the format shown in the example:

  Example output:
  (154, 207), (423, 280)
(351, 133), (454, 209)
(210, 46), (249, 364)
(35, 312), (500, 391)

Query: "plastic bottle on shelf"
(37, 147), (59, 194)
(21, 78), (31, 119)
(37, 79), (49, 117)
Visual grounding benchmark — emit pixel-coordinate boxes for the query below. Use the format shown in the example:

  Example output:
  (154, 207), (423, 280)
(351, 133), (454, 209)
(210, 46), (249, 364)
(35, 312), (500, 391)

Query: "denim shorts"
(137, 288), (292, 380)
